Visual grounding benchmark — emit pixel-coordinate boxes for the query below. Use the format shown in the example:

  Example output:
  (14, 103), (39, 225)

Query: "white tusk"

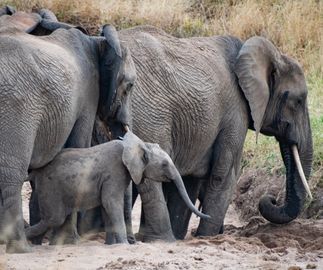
(124, 125), (129, 132)
(291, 145), (313, 200)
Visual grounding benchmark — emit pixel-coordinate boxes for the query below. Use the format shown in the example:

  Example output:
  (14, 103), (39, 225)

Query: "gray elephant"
(0, 7), (87, 35)
(26, 131), (208, 246)
(0, 5), (15, 16)
(112, 26), (313, 241)
(0, 23), (136, 253)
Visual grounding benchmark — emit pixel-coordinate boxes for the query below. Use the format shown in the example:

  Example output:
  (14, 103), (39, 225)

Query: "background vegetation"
(1, 0), (322, 188)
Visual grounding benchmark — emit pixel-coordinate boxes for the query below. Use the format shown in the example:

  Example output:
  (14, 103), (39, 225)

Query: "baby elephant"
(26, 131), (209, 245)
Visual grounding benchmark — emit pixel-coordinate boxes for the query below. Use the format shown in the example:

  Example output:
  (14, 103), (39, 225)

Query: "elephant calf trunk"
(172, 171), (210, 219)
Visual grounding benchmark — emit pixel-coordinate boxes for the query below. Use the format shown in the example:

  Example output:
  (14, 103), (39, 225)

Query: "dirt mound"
(233, 168), (323, 222)
(236, 218), (323, 253)
(233, 169), (285, 220)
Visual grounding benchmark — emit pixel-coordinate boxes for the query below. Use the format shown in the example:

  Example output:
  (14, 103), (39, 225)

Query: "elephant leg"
(49, 213), (79, 245)
(25, 220), (49, 240)
(198, 181), (224, 234)
(28, 180), (43, 245)
(124, 182), (135, 244)
(136, 180), (175, 242)
(77, 207), (104, 235)
(51, 114), (95, 244)
(101, 183), (128, 245)
(0, 180), (31, 253)
(195, 127), (245, 236)
(164, 176), (203, 239)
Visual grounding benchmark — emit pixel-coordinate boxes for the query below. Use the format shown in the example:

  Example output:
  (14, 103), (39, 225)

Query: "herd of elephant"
(0, 6), (313, 254)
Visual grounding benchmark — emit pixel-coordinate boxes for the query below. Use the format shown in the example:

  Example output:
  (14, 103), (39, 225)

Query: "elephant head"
(121, 131), (210, 220)
(0, 8), (87, 35)
(97, 26), (136, 138)
(234, 36), (313, 224)
(0, 5), (15, 16)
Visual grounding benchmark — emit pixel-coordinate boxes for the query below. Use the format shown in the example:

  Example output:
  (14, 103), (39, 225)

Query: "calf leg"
(101, 182), (128, 244)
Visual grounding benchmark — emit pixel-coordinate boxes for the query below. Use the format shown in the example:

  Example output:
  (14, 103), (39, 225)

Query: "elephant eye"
(162, 161), (168, 168)
(126, 82), (134, 92)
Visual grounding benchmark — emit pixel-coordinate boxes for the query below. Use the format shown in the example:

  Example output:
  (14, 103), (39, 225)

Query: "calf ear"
(98, 24), (122, 120)
(122, 132), (147, 185)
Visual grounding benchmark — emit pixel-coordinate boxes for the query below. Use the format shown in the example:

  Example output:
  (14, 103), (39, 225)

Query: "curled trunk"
(259, 132), (313, 224)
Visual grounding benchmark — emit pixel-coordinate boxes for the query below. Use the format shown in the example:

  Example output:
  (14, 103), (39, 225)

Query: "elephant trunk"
(171, 170), (210, 219)
(259, 128), (313, 224)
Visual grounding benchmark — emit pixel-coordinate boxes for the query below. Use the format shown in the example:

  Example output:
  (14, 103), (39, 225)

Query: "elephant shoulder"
(44, 27), (87, 46)
(207, 35), (243, 70)
(121, 25), (167, 37)
(119, 25), (172, 46)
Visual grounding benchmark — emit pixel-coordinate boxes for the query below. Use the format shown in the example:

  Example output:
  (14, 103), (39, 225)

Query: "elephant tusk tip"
(124, 125), (130, 132)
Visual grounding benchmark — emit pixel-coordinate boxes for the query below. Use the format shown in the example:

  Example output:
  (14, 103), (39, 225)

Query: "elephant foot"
(127, 233), (136, 244)
(6, 240), (32, 254)
(195, 221), (224, 237)
(49, 230), (80, 245)
(105, 233), (128, 245)
(30, 235), (44, 245)
(137, 222), (175, 243)
(138, 230), (175, 243)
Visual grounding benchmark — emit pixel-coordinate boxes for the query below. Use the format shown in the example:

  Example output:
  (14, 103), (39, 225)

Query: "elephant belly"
(29, 110), (78, 170)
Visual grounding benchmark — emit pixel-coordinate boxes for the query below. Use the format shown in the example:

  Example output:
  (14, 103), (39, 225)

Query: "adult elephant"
(0, 23), (136, 253)
(116, 26), (313, 241)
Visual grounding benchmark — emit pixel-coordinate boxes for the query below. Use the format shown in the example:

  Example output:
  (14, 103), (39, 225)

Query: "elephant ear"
(0, 5), (15, 16)
(37, 8), (58, 21)
(0, 11), (41, 33)
(234, 36), (283, 136)
(30, 9), (88, 35)
(122, 132), (148, 185)
(98, 24), (123, 121)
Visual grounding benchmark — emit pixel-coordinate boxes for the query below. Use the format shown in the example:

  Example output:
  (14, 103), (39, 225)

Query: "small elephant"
(26, 132), (209, 245)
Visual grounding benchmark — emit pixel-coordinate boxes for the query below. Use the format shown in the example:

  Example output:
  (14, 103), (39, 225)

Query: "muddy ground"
(0, 170), (322, 270)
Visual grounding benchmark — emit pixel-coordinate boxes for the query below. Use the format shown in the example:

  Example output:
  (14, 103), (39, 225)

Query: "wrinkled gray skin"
(0, 23), (136, 253)
(26, 132), (208, 245)
(114, 26), (313, 241)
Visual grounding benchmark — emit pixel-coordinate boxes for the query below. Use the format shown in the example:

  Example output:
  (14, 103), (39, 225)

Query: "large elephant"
(115, 26), (313, 241)
(0, 23), (136, 253)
